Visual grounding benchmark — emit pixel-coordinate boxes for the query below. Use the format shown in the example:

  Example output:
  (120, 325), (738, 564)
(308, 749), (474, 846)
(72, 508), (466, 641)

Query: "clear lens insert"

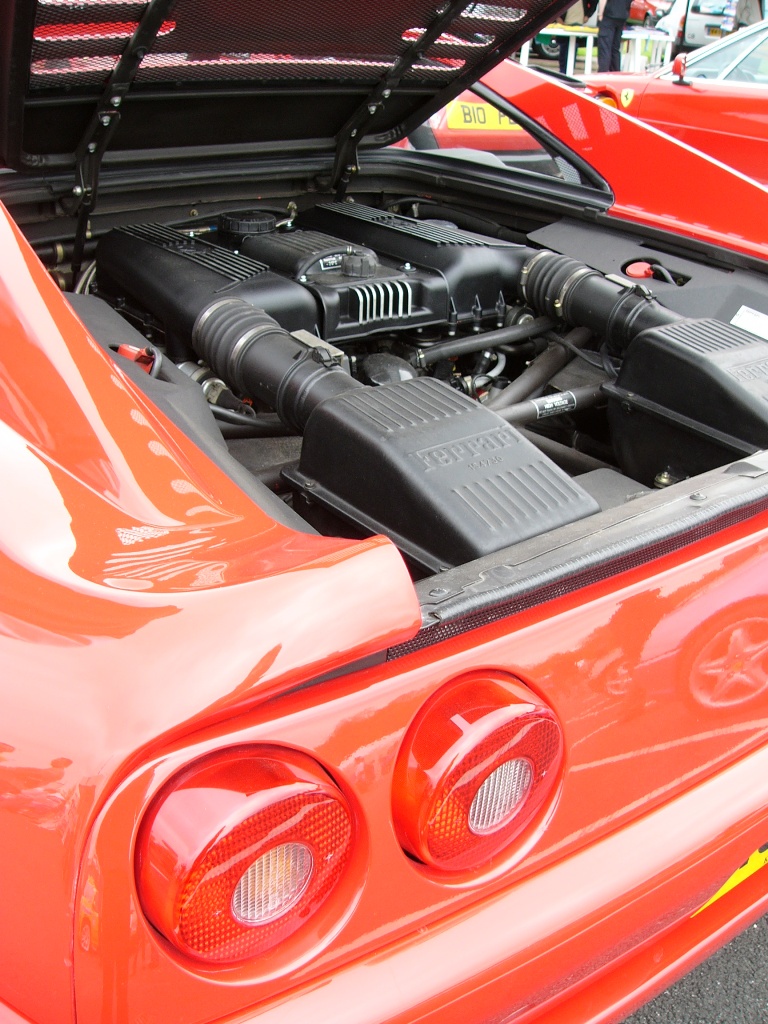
(468, 758), (533, 835)
(231, 842), (314, 924)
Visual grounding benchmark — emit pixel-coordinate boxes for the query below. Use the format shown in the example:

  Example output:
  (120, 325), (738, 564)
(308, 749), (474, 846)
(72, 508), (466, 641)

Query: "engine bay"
(69, 197), (768, 578)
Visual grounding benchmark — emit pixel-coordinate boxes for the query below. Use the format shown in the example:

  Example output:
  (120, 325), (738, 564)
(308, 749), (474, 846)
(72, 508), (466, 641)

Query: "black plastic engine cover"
(96, 223), (319, 342)
(238, 226), (448, 343)
(606, 317), (768, 485)
(300, 203), (529, 326)
(95, 207), (531, 350)
(284, 378), (600, 572)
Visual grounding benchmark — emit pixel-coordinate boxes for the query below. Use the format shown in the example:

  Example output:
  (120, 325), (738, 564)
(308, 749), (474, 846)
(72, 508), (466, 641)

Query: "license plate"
(445, 101), (523, 131)
(706, 25), (722, 35)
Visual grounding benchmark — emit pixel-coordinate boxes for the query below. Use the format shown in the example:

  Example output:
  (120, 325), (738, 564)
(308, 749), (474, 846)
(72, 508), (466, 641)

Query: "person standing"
(597, 0), (631, 71)
(557, 0), (598, 74)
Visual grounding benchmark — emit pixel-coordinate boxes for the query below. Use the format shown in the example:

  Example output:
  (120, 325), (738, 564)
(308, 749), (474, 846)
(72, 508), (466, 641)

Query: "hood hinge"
(331, 0), (474, 195)
(70, 0), (179, 283)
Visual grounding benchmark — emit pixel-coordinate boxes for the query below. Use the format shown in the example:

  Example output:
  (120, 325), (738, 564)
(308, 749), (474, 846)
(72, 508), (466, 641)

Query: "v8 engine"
(95, 201), (530, 347)
(86, 201), (768, 576)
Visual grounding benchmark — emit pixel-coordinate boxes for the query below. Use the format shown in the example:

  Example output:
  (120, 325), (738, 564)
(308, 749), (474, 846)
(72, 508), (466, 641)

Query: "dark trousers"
(559, 36), (587, 73)
(597, 16), (625, 72)
(558, 37), (571, 73)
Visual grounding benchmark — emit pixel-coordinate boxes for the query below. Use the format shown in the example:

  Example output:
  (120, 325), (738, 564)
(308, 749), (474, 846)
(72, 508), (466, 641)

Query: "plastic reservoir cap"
(218, 210), (277, 238)
(625, 261), (655, 279)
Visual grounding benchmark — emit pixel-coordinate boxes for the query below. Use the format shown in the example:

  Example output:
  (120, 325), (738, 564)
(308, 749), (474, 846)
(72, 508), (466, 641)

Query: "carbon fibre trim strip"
(388, 463), (768, 660)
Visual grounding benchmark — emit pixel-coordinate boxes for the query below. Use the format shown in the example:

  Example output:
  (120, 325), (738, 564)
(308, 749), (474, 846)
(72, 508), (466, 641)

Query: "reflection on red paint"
(34, 21), (176, 42)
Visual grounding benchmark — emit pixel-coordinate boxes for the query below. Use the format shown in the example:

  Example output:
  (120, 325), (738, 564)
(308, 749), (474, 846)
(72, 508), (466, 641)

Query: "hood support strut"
(70, 0), (178, 283)
(331, 0), (475, 195)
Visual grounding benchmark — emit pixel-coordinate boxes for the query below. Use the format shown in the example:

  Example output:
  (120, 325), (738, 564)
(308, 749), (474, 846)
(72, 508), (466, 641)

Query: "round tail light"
(136, 747), (354, 965)
(393, 674), (563, 872)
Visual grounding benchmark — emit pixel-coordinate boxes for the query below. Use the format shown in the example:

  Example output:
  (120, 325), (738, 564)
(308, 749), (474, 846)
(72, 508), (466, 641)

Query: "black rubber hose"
(414, 316), (553, 368)
(486, 326), (592, 410)
(519, 250), (680, 353)
(497, 383), (604, 426)
(211, 407), (294, 436)
(38, 239), (98, 268)
(391, 201), (529, 244)
(519, 428), (613, 474)
(192, 297), (363, 433)
(217, 421), (288, 440)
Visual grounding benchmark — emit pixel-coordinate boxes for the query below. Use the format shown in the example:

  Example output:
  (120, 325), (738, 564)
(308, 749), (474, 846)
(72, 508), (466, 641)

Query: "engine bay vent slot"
(352, 280), (414, 324)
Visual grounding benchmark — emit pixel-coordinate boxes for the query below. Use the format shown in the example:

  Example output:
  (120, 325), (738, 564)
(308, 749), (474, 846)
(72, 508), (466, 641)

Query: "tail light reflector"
(393, 674), (563, 872)
(469, 757), (533, 834)
(231, 842), (313, 924)
(136, 747), (353, 965)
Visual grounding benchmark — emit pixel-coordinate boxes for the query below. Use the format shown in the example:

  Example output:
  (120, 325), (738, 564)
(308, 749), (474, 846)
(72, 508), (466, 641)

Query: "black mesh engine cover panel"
(26, 0), (565, 91)
(11, 0), (568, 164)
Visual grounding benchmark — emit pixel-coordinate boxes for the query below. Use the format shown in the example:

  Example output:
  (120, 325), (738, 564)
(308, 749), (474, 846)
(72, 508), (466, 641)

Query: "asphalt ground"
(624, 915), (768, 1023)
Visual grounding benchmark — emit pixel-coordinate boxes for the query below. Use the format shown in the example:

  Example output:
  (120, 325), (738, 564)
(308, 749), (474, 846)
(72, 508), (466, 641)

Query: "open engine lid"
(1, 0), (567, 173)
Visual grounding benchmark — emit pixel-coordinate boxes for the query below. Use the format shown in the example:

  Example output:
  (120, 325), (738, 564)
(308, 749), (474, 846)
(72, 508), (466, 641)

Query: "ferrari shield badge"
(620, 89), (634, 108)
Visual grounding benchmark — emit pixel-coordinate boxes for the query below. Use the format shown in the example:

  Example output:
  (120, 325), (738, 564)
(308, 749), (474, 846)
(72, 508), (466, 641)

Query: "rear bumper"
(228, 741), (768, 1024)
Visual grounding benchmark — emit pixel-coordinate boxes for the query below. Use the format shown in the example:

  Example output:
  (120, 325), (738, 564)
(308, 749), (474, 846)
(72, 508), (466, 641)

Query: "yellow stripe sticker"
(694, 842), (768, 915)
(445, 101), (523, 131)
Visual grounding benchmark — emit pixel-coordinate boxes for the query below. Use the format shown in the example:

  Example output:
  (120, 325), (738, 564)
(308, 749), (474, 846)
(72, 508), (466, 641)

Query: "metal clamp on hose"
(519, 250), (680, 353)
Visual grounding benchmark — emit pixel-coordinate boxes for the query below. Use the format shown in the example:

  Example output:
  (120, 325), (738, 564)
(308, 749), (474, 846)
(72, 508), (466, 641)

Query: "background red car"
(629, 0), (672, 25)
(585, 20), (768, 182)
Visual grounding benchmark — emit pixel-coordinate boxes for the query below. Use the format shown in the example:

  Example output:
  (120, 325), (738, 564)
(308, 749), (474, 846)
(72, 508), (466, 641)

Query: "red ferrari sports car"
(3, 3), (768, 1024)
(629, 0), (672, 25)
(585, 19), (768, 183)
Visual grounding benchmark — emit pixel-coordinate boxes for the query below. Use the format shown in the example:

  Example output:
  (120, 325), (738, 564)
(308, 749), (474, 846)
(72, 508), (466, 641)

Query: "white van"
(656, 0), (727, 49)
